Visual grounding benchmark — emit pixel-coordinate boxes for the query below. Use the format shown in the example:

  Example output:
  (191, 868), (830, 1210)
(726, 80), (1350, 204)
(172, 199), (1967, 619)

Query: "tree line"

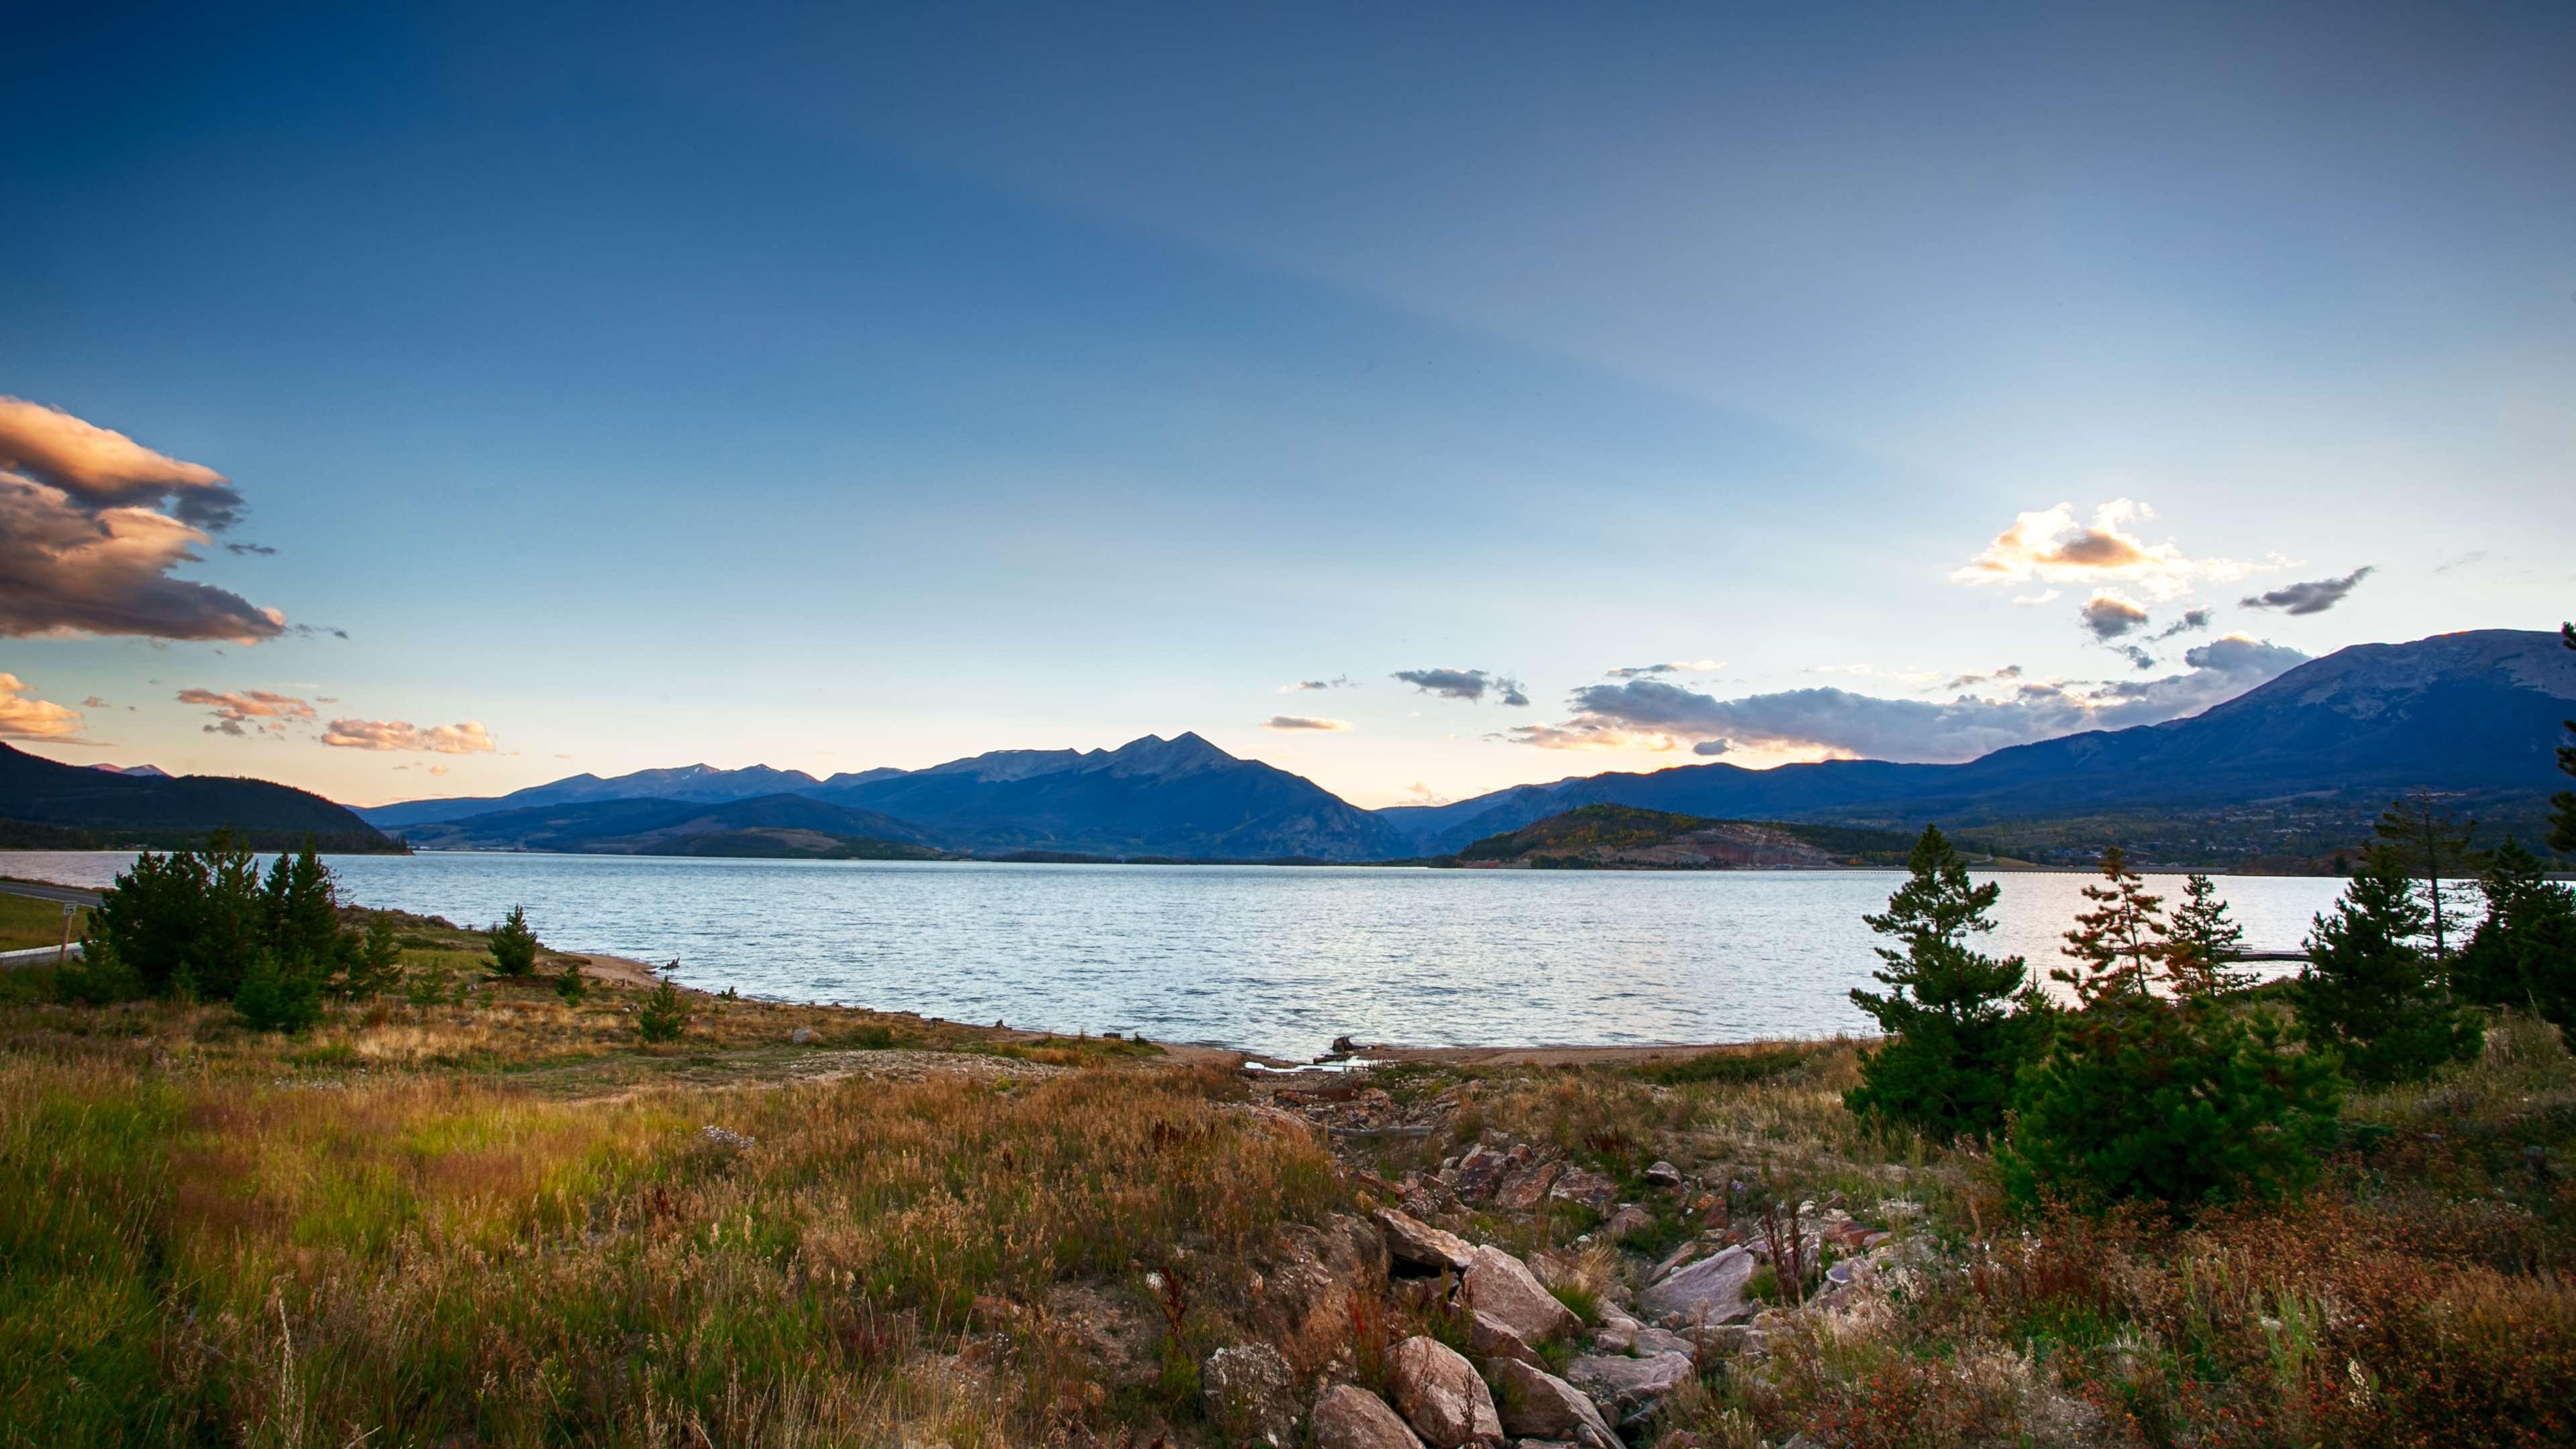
(1849, 620), (2576, 1209)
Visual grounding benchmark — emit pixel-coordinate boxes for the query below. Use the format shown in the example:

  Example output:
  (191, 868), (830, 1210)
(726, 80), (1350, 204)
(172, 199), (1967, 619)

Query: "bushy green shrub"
(486, 905), (539, 977)
(235, 953), (323, 1034)
(52, 939), (146, 1006)
(2002, 1000), (2341, 1212)
(1845, 825), (2049, 1142)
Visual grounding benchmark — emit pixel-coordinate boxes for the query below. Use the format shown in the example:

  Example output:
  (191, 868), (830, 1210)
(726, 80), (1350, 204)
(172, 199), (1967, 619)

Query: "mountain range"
(23, 629), (2565, 865)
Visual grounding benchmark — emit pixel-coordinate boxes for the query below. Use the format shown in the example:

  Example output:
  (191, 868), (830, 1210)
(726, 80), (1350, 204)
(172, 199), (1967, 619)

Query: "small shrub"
(554, 961), (587, 1003)
(52, 941), (147, 1006)
(235, 953), (323, 1034)
(405, 961), (454, 1009)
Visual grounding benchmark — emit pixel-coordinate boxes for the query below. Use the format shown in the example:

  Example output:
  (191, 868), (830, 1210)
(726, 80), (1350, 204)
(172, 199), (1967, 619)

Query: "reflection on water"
(5, 851), (2361, 1057)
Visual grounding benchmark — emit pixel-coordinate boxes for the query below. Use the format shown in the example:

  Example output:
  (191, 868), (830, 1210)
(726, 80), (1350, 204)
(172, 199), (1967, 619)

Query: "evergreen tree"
(554, 958), (588, 1003)
(2553, 621), (2576, 855)
(2455, 837), (2576, 1028)
(2166, 873), (2252, 1000)
(2054, 847), (2170, 1003)
(2375, 792), (2477, 963)
(1845, 825), (2049, 1142)
(2298, 847), (2480, 1083)
(486, 904), (540, 977)
(637, 964), (692, 1043)
(340, 911), (406, 1000)
(262, 841), (343, 968)
(85, 831), (268, 1000)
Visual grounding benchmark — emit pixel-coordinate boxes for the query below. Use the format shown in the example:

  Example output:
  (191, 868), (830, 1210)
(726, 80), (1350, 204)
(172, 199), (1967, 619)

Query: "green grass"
(0, 894), (86, 953)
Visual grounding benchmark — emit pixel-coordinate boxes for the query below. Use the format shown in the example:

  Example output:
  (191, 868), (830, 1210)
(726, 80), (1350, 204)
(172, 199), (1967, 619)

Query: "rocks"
(1203, 1344), (1299, 1448)
(1648, 1240), (1707, 1283)
(1644, 1161), (1683, 1189)
(1463, 1245), (1582, 1343)
(1549, 1169), (1619, 1214)
(788, 1026), (817, 1044)
(1638, 1244), (1757, 1326)
(1493, 1159), (1563, 1214)
(1599, 1205), (1654, 1242)
(1468, 1309), (1542, 1368)
(1631, 1326), (1696, 1358)
(1489, 1358), (1618, 1449)
(1455, 1144), (1515, 1201)
(1565, 1352), (1694, 1426)
(1379, 1208), (1476, 1275)
(1313, 1385), (1427, 1449)
(1388, 1336), (1505, 1449)
(697, 1125), (755, 1150)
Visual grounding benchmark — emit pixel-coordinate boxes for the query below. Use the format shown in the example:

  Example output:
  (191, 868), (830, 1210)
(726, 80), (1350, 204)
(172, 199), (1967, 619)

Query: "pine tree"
(2299, 847), (2480, 1083)
(2375, 792), (2478, 963)
(1845, 825), (2049, 1142)
(2166, 873), (2252, 1000)
(2055, 847), (2170, 1004)
(234, 951), (323, 1033)
(2553, 621), (2576, 855)
(262, 841), (343, 968)
(2455, 837), (2576, 1028)
(637, 964), (692, 1043)
(487, 904), (540, 977)
(340, 911), (405, 1000)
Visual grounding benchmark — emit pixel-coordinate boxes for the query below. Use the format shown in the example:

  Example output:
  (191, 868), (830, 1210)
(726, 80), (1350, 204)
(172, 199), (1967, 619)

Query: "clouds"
(1392, 667), (1529, 707)
(1954, 499), (2277, 602)
(1279, 676), (1354, 692)
(1505, 635), (2310, 763)
(0, 398), (286, 643)
(2078, 590), (2151, 641)
(0, 674), (85, 740)
(2241, 567), (2374, 616)
(1606, 659), (1722, 679)
(1263, 714), (1351, 731)
(319, 718), (499, 754)
(178, 687), (316, 736)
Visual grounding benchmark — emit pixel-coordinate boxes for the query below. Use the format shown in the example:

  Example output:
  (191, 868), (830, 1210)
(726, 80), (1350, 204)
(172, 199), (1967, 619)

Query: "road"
(0, 878), (105, 908)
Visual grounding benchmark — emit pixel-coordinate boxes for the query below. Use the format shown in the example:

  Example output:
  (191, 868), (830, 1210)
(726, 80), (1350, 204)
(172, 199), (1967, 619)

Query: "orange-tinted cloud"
(321, 718), (498, 754)
(0, 674), (85, 740)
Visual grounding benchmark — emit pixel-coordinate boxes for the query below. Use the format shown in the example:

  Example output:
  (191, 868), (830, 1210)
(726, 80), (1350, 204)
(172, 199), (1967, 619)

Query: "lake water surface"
(8, 851), (2359, 1057)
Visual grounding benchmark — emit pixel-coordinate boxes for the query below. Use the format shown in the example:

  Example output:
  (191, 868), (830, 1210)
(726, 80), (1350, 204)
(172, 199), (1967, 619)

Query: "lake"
(6, 851), (2364, 1057)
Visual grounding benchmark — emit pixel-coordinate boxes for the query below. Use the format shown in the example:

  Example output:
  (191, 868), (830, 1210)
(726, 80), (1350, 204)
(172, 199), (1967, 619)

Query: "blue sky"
(4, 1), (2570, 806)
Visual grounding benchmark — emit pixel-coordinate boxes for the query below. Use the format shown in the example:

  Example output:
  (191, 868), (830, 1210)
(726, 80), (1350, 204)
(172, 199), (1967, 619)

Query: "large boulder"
(1566, 1351), (1695, 1425)
(1313, 1385), (1428, 1449)
(1638, 1243), (1758, 1326)
(1494, 1159), (1563, 1214)
(1468, 1309), (1542, 1368)
(1549, 1169), (1618, 1214)
(1455, 1144), (1515, 1201)
(1389, 1336), (1505, 1449)
(1490, 1358), (1618, 1449)
(1379, 1207), (1476, 1274)
(1202, 1344), (1298, 1448)
(1463, 1246), (1581, 1343)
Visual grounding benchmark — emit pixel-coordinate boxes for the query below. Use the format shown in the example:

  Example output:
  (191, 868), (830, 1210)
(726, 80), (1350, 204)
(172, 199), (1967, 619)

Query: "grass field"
(0, 892), (86, 953)
(3, 925), (2573, 1448)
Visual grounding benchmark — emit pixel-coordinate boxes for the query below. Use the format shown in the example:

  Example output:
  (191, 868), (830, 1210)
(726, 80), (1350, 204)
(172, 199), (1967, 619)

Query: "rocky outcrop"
(1565, 1351), (1694, 1426)
(1313, 1385), (1427, 1449)
(1379, 1207), (1476, 1274)
(1203, 1344), (1298, 1448)
(1463, 1246), (1581, 1343)
(1389, 1336), (1505, 1449)
(1548, 1169), (1618, 1214)
(1490, 1358), (1618, 1449)
(1638, 1243), (1757, 1326)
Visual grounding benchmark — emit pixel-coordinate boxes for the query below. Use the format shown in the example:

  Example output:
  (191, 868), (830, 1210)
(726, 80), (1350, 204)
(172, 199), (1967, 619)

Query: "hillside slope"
(0, 741), (399, 851)
(1451, 804), (1915, 868)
